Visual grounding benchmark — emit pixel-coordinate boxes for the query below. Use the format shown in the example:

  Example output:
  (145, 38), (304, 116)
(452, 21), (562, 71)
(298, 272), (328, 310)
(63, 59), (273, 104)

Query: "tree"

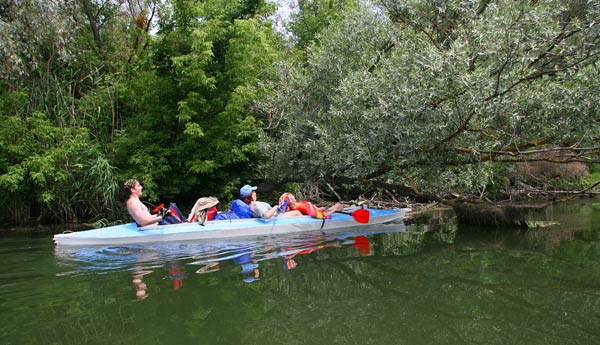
(112, 0), (285, 203)
(0, 0), (286, 223)
(259, 0), (600, 195)
(0, 94), (118, 223)
(0, 0), (152, 223)
(286, 0), (359, 51)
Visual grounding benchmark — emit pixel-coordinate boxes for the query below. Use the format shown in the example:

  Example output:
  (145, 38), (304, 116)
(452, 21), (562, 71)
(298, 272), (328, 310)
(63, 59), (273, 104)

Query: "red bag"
(207, 206), (217, 221)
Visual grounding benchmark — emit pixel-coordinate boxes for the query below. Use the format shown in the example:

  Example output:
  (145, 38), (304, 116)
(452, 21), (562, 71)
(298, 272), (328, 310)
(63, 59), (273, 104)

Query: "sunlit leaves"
(0, 108), (118, 222)
(287, 0), (360, 50)
(187, 159), (218, 174)
(183, 122), (205, 138)
(0, 0), (78, 82)
(111, 0), (285, 202)
(0, 165), (25, 192)
(260, 0), (600, 194)
(171, 29), (215, 90)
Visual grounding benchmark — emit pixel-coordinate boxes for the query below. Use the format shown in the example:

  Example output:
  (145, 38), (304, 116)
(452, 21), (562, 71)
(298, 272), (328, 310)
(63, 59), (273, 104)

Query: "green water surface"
(1, 201), (599, 345)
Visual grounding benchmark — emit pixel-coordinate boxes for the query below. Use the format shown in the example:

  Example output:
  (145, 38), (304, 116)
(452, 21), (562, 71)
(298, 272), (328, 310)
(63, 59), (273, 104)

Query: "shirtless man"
(123, 179), (164, 226)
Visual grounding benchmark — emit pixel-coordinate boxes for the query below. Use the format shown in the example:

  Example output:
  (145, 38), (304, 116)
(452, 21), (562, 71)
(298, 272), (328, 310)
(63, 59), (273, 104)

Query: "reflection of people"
(132, 268), (152, 300)
(283, 255), (298, 270)
(241, 262), (260, 283)
(195, 262), (221, 274)
(240, 185), (301, 219)
(167, 261), (185, 291)
(281, 241), (342, 271)
(278, 193), (343, 219)
(123, 179), (163, 226)
(233, 250), (260, 283)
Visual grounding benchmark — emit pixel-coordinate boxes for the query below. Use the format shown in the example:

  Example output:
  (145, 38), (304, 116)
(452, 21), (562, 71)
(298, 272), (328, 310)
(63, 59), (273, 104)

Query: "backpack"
(188, 197), (220, 225)
(158, 203), (187, 225)
(212, 199), (252, 221)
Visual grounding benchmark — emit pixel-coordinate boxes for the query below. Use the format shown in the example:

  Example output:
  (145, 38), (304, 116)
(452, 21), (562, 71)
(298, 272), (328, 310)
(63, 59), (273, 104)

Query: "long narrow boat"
(53, 208), (405, 246)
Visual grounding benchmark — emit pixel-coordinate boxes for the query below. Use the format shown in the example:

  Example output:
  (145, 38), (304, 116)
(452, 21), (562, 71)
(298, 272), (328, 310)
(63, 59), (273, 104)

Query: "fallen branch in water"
(451, 201), (550, 227)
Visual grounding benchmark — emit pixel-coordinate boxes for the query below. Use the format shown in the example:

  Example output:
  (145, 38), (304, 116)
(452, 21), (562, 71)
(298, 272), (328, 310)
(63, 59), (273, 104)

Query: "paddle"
(151, 203), (165, 213)
(353, 236), (371, 254)
(151, 203), (171, 219)
(338, 209), (370, 223)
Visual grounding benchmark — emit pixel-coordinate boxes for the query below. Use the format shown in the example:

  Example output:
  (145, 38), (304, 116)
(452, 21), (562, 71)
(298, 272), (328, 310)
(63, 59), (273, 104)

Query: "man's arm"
(127, 199), (162, 226)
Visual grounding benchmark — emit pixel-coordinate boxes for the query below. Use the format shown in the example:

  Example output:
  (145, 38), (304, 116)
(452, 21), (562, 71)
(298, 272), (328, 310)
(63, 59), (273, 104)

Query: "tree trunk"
(81, 0), (103, 54)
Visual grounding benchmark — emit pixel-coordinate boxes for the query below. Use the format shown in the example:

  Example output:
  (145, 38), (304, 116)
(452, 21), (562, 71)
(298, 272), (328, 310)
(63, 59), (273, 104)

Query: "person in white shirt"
(239, 184), (301, 219)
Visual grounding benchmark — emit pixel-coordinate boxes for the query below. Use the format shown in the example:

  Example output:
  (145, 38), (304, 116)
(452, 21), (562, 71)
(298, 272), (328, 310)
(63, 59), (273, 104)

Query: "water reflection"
(54, 221), (412, 292)
(132, 267), (152, 300)
(5, 202), (600, 345)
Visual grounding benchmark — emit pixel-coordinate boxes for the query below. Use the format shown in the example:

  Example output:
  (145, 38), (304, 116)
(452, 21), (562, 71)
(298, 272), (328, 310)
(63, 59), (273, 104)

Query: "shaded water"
(1, 201), (599, 345)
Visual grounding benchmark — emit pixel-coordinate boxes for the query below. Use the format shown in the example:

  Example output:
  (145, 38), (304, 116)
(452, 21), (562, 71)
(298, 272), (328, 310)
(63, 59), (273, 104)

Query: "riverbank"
(3, 194), (596, 236)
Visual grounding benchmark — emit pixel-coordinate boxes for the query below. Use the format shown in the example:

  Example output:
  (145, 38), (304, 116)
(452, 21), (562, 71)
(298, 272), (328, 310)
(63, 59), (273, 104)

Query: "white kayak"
(53, 208), (405, 246)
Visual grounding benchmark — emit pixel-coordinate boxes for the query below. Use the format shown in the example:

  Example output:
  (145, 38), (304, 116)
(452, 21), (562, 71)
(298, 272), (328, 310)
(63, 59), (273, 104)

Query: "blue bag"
(213, 200), (252, 220)
(159, 203), (188, 225)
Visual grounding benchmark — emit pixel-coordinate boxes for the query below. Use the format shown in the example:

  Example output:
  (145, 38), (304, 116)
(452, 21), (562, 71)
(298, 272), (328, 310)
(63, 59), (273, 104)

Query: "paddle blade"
(152, 203), (165, 213)
(351, 209), (370, 223)
(353, 236), (370, 254)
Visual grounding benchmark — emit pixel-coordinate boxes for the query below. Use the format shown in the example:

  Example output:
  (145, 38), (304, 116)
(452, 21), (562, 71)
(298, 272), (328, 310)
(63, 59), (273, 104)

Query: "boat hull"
(53, 209), (404, 246)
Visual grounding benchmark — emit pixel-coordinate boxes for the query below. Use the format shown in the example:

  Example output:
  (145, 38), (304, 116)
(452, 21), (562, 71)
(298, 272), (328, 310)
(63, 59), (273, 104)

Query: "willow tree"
(259, 0), (600, 196)
(286, 0), (360, 51)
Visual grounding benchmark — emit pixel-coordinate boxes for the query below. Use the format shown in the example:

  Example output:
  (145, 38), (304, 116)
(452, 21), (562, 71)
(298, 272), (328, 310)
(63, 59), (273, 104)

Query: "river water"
(1, 200), (599, 345)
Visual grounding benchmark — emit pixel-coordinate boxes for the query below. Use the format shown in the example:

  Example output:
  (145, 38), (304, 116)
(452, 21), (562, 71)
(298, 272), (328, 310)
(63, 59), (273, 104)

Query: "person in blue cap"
(240, 184), (301, 219)
(211, 186), (253, 221)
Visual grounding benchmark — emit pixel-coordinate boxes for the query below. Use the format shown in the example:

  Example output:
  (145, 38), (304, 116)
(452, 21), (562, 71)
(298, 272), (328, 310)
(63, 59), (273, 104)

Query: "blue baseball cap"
(240, 184), (257, 197)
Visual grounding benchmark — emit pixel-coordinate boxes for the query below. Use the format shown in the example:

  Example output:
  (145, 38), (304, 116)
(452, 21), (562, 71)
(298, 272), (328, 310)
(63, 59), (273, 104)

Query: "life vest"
(278, 193), (328, 219)
(294, 201), (327, 219)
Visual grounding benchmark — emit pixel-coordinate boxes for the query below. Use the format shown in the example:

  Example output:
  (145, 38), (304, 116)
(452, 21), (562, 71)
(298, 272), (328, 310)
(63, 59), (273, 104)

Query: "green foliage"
(589, 164), (600, 174)
(112, 0), (284, 205)
(1, 0), (287, 223)
(411, 163), (498, 196)
(259, 3), (395, 181)
(1, 0), (599, 224)
(0, 0), (79, 85)
(287, 0), (359, 51)
(0, 103), (118, 223)
(0, 0), (147, 223)
(587, 167), (600, 185)
(260, 0), (600, 195)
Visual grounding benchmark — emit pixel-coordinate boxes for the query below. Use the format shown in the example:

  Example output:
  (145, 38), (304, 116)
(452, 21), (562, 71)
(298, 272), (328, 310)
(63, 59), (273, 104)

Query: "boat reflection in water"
(54, 221), (407, 295)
